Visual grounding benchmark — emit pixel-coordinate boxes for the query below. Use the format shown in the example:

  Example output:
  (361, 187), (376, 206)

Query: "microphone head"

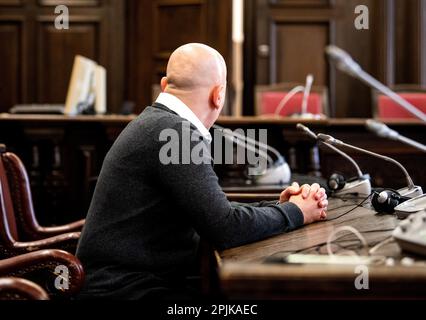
(296, 123), (317, 140)
(296, 123), (308, 131)
(366, 119), (398, 139)
(306, 74), (314, 87)
(317, 133), (335, 144)
(325, 45), (361, 76)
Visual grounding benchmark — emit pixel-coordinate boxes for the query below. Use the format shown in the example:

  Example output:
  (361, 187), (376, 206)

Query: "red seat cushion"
(259, 92), (323, 116)
(377, 93), (426, 119)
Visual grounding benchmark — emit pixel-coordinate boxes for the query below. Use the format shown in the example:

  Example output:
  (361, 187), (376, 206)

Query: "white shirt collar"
(155, 92), (212, 143)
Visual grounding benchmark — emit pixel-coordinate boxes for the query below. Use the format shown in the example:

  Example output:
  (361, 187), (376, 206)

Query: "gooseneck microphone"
(366, 119), (426, 153)
(301, 74), (314, 116)
(213, 124), (291, 185)
(297, 124), (363, 178)
(326, 46), (426, 122)
(214, 125), (273, 166)
(297, 124), (371, 196)
(316, 133), (423, 198)
(213, 124), (280, 165)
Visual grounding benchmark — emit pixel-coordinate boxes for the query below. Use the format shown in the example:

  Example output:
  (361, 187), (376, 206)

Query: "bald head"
(165, 43), (227, 90)
(160, 43), (227, 129)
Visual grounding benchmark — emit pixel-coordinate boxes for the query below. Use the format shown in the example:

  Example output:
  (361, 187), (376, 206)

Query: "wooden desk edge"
(219, 261), (426, 281)
(1, 114), (425, 126)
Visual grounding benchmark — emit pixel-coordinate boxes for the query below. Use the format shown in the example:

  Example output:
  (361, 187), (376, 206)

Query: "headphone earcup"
(372, 190), (405, 214)
(328, 173), (346, 191)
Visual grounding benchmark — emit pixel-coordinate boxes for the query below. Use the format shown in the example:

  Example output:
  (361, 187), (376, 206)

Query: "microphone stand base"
(334, 178), (372, 197)
(398, 186), (423, 198)
(290, 113), (325, 120)
(254, 162), (291, 186)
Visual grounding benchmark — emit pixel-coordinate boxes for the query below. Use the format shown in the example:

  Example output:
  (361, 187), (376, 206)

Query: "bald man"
(76, 43), (327, 300)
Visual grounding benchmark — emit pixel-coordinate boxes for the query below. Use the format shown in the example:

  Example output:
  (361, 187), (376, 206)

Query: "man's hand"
(280, 182), (328, 208)
(280, 182), (328, 224)
(289, 191), (327, 224)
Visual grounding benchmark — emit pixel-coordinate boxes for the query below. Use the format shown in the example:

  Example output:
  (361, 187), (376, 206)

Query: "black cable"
(362, 228), (395, 234)
(331, 194), (370, 201)
(326, 194), (372, 212)
(326, 193), (373, 221)
(327, 203), (363, 212)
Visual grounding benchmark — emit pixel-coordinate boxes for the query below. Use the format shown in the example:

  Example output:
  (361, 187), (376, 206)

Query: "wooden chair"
(372, 84), (426, 119)
(0, 145), (81, 257)
(0, 144), (84, 242)
(0, 277), (50, 300)
(0, 249), (85, 299)
(255, 82), (329, 117)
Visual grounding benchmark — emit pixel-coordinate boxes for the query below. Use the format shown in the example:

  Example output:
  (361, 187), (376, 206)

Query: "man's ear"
(160, 77), (168, 92)
(211, 85), (225, 109)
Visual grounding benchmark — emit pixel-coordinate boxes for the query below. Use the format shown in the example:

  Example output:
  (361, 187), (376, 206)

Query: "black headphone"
(371, 189), (410, 214)
(328, 173), (346, 191)
(327, 173), (370, 192)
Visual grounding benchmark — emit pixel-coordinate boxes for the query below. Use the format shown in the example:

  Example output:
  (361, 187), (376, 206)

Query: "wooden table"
(218, 196), (426, 299)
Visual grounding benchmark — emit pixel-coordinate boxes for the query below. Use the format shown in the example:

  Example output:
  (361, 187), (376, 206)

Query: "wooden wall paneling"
(206, 0), (233, 115)
(153, 0), (207, 61)
(373, 0), (395, 86)
(36, 18), (100, 103)
(0, 0), (124, 113)
(37, 0), (100, 7)
(0, 0), (23, 5)
(255, 0), (271, 86)
(271, 0), (330, 6)
(243, 0), (256, 115)
(34, 1), (124, 112)
(0, 18), (25, 113)
(250, 0), (414, 118)
(270, 20), (331, 86)
(421, 0), (426, 85)
(127, 0), (233, 114)
(255, 0), (337, 115)
(394, 0), (421, 85)
(125, 0), (153, 113)
(388, 0), (426, 86)
(107, 0), (125, 113)
(405, 0), (424, 84)
(333, 0), (377, 118)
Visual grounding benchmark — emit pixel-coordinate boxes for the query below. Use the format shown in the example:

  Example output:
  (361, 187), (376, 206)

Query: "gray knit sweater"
(76, 103), (304, 298)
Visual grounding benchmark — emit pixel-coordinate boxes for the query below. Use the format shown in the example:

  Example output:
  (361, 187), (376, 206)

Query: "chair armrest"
(36, 219), (85, 237)
(0, 277), (50, 300)
(0, 249), (85, 297)
(11, 232), (81, 255)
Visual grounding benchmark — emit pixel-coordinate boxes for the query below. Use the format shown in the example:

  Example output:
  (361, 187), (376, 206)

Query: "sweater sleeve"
(156, 122), (304, 250)
(230, 200), (279, 208)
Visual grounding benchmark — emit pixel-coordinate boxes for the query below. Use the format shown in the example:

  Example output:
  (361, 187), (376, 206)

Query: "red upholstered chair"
(0, 249), (85, 299)
(0, 145), (81, 257)
(373, 85), (426, 119)
(0, 144), (84, 243)
(255, 83), (329, 117)
(0, 277), (49, 300)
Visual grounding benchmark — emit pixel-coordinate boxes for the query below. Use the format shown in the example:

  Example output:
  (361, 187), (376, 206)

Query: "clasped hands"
(280, 182), (328, 224)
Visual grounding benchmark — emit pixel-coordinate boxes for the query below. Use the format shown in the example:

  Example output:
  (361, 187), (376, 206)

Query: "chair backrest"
(255, 82), (329, 117)
(0, 145), (19, 246)
(373, 85), (426, 119)
(0, 147), (40, 242)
